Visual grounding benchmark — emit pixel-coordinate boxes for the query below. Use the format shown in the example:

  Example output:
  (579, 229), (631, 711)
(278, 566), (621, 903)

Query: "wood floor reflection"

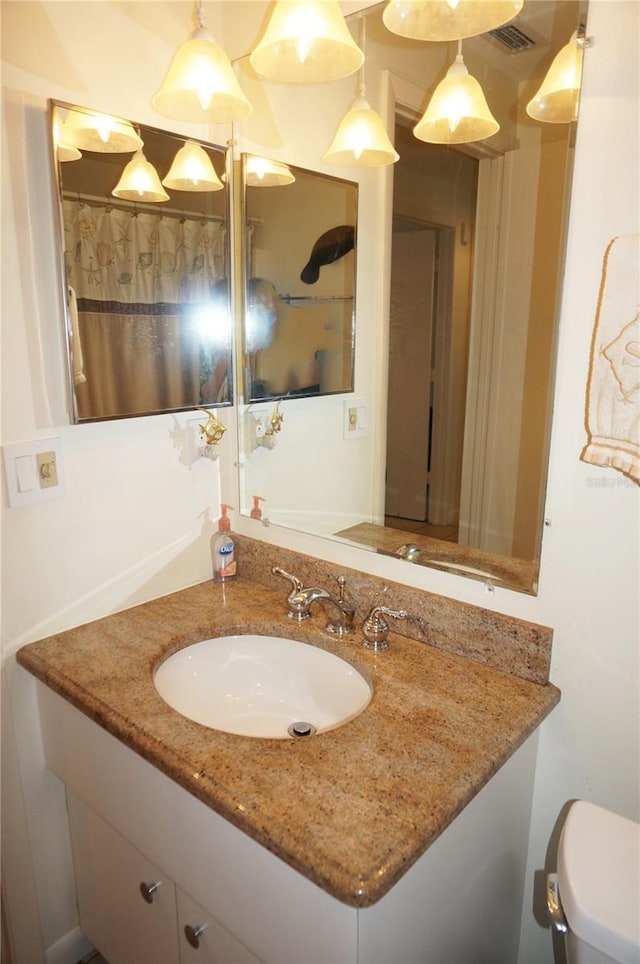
(384, 515), (458, 543)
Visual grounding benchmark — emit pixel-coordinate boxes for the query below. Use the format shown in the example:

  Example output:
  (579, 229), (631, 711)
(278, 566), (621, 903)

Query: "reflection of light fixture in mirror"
(323, 17), (398, 168)
(162, 140), (223, 192)
(413, 41), (499, 144)
(526, 32), (584, 124)
(323, 90), (399, 166)
(382, 0), (523, 42)
(245, 156), (295, 187)
(53, 111), (81, 162)
(63, 109), (143, 153)
(249, 0), (364, 84)
(152, 0), (251, 123)
(112, 150), (169, 203)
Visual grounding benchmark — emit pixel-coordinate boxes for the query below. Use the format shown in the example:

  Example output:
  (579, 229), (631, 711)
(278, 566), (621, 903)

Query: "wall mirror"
(241, 155), (357, 401)
(237, 0), (587, 594)
(237, 0), (586, 594)
(50, 101), (232, 422)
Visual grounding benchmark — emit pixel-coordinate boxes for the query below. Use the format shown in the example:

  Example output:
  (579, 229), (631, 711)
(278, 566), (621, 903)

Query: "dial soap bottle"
(212, 504), (237, 582)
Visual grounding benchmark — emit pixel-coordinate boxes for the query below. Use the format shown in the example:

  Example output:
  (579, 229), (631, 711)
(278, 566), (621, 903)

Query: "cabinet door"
(68, 792), (180, 964)
(177, 889), (262, 964)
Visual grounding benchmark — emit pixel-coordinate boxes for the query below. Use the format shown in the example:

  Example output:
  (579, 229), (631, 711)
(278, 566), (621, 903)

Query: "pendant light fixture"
(52, 110), (81, 162)
(249, 0), (364, 84)
(323, 90), (400, 167)
(382, 0), (523, 42)
(152, 0), (251, 124)
(63, 108), (142, 153)
(526, 32), (584, 124)
(244, 156), (296, 187)
(323, 18), (398, 168)
(162, 140), (224, 192)
(112, 150), (169, 203)
(413, 41), (499, 145)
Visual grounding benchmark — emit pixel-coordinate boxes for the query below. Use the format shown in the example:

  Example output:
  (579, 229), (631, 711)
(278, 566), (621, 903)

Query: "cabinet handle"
(184, 923), (207, 949)
(139, 880), (161, 904)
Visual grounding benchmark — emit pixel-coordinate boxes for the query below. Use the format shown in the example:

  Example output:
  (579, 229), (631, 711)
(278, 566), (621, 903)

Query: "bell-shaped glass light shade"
(414, 55), (499, 145)
(245, 157), (296, 187)
(112, 150), (169, 203)
(324, 95), (399, 168)
(53, 112), (82, 162)
(526, 32), (583, 124)
(383, 0), (523, 42)
(63, 109), (143, 153)
(249, 0), (364, 84)
(152, 26), (252, 123)
(162, 141), (224, 192)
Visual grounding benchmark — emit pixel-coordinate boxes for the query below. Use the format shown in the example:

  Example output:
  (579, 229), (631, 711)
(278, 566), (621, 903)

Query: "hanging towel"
(581, 234), (640, 484)
(68, 285), (86, 386)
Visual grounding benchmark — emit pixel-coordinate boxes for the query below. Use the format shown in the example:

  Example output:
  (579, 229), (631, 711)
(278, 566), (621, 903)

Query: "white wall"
(1, 3), (638, 963)
(516, 2), (640, 957)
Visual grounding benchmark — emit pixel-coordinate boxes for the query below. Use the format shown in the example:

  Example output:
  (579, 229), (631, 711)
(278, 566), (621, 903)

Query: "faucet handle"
(272, 566), (312, 622)
(272, 566), (303, 594)
(363, 605), (407, 652)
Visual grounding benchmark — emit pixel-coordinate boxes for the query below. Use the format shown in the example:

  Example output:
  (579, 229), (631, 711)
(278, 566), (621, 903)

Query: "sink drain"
(288, 721), (317, 738)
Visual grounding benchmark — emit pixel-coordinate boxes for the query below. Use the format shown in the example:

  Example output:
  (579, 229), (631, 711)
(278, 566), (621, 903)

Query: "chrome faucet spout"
(290, 586), (332, 611)
(308, 591), (356, 637)
(272, 569), (355, 635)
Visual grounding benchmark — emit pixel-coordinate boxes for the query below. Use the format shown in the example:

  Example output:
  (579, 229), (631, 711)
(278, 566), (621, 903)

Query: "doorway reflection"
(386, 123), (478, 543)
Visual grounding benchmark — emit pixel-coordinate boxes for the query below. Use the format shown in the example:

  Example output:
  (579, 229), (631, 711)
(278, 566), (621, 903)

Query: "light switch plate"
(343, 399), (369, 439)
(2, 438), (65, 507)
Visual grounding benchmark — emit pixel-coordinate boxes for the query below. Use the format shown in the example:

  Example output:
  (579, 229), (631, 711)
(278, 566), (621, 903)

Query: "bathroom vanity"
(17, 544), (560, 963)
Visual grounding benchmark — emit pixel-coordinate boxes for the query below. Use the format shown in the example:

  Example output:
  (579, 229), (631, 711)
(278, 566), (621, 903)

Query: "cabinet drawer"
(68, 791), (179, 964)
(177, 889), (262, 964)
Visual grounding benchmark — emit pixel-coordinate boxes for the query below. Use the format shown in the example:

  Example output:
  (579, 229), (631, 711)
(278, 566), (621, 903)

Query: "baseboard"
(45, 927), (93, 964)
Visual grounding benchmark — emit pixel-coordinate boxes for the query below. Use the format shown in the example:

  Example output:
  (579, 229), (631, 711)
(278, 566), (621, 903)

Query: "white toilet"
(547, 800), (640, 963)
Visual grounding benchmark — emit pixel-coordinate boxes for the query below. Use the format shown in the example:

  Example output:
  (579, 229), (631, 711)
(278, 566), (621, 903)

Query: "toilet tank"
(557, 801), (640, 964)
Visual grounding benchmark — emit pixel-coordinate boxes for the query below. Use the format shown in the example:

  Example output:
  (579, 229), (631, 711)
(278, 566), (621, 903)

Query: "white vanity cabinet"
(38, 681), (538, 964)
(67, 791), (261, 964)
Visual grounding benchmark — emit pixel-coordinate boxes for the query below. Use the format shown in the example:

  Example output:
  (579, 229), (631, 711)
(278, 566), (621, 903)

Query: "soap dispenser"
(212, 504), (237, 582)
(250, 496), (265, 520)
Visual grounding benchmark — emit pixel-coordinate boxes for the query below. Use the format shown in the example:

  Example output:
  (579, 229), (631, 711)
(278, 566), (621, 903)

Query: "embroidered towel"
(581, 234), (640, 484)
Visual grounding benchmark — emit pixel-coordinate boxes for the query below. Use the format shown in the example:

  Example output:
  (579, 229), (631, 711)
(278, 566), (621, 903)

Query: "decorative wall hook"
(198, 407), (227, 446)
(265, 401), (284, 437)
(246, 400), (284, 453)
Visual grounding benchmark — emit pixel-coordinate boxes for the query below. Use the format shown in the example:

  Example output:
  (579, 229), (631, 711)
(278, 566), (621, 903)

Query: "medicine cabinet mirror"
(237, 0), (587, 595)
(50, 101), (232, 422)
(240, 155), (357, 402)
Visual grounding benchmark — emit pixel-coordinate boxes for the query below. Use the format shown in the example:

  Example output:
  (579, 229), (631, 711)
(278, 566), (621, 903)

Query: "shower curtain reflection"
(63, 199), (230, 419)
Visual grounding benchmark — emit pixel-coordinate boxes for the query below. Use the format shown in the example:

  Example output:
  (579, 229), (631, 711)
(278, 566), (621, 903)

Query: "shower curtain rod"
(62, 190), (225, 224)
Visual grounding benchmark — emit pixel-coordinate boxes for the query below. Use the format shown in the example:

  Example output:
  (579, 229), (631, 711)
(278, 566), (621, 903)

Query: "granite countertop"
(335, 522), (537, 594)
(17, 575), (560, 908)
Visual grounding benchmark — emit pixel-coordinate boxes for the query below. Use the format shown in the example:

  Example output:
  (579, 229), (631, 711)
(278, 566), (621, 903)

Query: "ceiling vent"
(489, 23), (540, 53)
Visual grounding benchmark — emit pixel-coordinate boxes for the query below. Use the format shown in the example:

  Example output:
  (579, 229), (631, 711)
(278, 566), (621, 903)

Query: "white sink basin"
(153, 634), (372, 739)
